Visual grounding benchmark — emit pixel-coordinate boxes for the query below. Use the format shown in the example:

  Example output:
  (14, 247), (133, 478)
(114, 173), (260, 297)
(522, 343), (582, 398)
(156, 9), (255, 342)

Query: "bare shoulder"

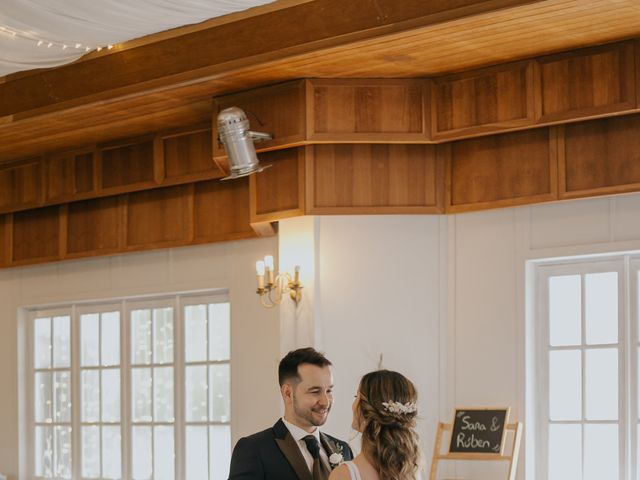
(328, 463), (351, 480)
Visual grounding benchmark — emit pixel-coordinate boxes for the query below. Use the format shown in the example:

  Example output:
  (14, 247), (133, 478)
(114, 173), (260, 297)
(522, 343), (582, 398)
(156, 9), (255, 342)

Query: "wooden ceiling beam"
(0, 0), (541, 118)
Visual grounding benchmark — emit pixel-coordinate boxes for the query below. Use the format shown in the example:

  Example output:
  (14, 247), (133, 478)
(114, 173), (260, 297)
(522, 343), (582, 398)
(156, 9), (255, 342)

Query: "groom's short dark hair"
(278, 347), (332, 386)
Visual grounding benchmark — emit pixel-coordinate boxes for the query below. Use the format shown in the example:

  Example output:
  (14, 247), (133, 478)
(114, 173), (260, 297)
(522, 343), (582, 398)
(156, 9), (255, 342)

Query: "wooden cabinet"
(431, 61), (536, 139)
(447, 128), (557, 212)
(560, 114), (640, 198)
(4, 39), (640, 267)
(538, 42), (636, 123)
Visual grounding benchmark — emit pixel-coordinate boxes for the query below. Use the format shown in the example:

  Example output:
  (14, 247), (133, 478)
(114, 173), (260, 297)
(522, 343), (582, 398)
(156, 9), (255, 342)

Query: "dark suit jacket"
(228, 419), (353, 480)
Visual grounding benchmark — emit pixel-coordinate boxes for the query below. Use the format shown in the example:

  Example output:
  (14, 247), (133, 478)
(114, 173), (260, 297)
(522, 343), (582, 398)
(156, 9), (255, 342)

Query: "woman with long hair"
(329, 369), (421, 480)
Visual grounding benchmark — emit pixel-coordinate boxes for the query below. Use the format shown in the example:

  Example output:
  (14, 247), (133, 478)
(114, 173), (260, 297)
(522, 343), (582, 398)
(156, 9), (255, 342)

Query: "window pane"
(185, 305), (207, 362)
(82, 370), (100, 422)
(102, 369), (121, 422)
(186, 426), (208, 480)
(101, 312), (120, 366)
(154, 308), (174, 364)
(82, 426), (100, 479)
(132, 426), (152, 480)
(585, 348), (618, 420)
(54, 426), (72, 479)
(35, 371), (52, 423)
(53, 371), (71, 423)
(210, 426), (231, 480)
(35, 426), (53, 477)
(35, 317), (51, 369)
(53, 316), (71, 368)
(154, 367), (174, 422)
(81, 314), (100, 367)
(549, 424), (581, 480)
(549, 350), (581, 421)
(549, 275), (581, 346)
(584, 424), (618, 480)
(154, 426), (175, 480)
(209, 304), (230, 361)
(186, 366), (208, 422)
(102, 426), (122, 480)
(132, 368), (152, 423)
(586, 272), (618, 345)
(132, 309), (152, 365)
(209, 364), (230, 422)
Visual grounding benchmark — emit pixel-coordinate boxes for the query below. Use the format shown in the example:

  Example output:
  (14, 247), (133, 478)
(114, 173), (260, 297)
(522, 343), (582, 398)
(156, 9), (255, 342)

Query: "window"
(28, 293), (231, 480)
(534, 257), (639, 480)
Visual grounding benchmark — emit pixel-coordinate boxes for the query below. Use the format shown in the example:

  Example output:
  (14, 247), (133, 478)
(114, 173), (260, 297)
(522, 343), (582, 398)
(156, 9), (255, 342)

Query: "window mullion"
(621, 259), (630, 480)
(122, 299), (131, 480)
(27, 312), (35, 479)
(71, 305), (82, 480)
(151, 310), (156, 480)
(628, 261), (639, 480)
(175, 296), (185, 480)
(206, 303), (211, 480)
(581, 273), (587, 480)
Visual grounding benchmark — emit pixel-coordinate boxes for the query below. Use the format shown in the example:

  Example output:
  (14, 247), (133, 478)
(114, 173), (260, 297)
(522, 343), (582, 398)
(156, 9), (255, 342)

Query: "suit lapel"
(319, 433), (334, 457)
(274, 420), (313, 480)
(319, 432), (340, 464)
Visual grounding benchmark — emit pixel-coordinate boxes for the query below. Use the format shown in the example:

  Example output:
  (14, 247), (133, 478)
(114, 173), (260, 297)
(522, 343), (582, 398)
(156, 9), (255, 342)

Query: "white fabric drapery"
(0, 0), (274, 77)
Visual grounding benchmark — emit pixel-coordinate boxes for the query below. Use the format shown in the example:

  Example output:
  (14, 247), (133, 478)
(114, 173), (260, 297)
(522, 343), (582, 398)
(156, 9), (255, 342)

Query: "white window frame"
(534, 255), (639, 480)
(28, 306), (75, 480)
(24, 290), (230, 480)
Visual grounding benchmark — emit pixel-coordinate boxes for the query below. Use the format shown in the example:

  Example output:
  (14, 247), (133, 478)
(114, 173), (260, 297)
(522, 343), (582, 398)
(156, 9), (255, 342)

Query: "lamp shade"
(217, 106), (270, 180)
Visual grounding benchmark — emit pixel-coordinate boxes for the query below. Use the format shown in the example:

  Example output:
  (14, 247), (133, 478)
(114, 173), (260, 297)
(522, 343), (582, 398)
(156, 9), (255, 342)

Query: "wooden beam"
(0, 0), (541, 118)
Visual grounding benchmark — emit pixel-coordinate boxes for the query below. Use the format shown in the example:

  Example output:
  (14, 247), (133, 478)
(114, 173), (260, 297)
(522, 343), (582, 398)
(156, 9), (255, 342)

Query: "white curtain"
(0, 0), (273, 77)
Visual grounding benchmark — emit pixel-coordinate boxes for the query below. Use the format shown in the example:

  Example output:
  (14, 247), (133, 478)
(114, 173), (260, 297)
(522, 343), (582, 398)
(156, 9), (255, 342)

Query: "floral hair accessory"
(382, 400), (418, 414)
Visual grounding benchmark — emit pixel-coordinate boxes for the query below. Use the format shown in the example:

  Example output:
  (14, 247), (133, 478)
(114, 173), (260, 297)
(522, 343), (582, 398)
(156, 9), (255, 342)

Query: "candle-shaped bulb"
(293, 265), (300, 284)
(256, 261), (266, 291)
(264, 255), (274, 270)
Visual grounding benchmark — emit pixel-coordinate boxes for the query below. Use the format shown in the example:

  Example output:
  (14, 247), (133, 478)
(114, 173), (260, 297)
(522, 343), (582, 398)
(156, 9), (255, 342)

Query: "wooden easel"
(428, 421), (523, 480)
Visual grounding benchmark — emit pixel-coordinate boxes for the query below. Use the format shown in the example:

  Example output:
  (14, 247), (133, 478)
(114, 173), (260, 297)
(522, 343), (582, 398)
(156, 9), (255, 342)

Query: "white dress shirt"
(281, 417), (330, 472)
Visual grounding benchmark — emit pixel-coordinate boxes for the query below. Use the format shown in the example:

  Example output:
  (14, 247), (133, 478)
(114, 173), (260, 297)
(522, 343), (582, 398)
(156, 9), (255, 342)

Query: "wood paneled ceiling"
(1, 0), (640, 162)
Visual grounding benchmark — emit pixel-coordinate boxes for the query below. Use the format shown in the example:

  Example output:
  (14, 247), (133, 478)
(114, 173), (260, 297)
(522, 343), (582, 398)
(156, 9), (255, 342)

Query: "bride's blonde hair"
(356, 370), (420, 480)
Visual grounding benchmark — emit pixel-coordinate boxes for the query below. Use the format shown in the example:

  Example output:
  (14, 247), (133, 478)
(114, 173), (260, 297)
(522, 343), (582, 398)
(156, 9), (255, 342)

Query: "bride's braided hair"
(357, 370), (421, 480)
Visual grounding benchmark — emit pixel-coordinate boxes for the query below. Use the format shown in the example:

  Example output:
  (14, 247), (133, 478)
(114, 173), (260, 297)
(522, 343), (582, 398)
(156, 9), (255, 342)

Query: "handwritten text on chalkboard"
(449, 408), (509, 454)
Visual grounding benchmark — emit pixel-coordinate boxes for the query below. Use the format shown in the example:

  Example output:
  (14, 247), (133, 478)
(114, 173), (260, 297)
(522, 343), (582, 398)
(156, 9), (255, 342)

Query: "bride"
(329, 370), (421, 480)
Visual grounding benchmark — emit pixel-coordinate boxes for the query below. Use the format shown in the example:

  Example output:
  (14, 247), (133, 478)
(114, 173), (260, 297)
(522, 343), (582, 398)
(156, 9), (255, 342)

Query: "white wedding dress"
(344, 461), (363, 480)
(343, 461), (424, 480)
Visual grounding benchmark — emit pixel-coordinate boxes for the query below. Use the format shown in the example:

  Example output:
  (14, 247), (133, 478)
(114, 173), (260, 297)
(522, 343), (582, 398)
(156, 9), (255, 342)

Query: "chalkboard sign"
(448, 407), (510, 454)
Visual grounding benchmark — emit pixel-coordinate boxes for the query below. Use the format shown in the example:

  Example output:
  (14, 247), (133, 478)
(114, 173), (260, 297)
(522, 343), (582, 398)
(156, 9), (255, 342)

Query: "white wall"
(316, 216), (444, 473)
(4, 192), (640, 479)
(0, 238), (281, 480)
(279, 193), (640, 480)
(449, 193), (640, 480)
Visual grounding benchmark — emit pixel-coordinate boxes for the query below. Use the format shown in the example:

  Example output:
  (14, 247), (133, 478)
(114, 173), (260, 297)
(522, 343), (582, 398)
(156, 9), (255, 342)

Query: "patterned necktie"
(302, 435), (329, 480)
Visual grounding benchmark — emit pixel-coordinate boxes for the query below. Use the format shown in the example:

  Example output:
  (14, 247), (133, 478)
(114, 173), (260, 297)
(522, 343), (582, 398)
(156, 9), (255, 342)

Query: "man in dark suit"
(229, 347), (353, 480)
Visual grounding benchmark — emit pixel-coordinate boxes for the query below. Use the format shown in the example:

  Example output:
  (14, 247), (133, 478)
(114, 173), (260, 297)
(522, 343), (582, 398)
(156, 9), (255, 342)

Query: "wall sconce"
(217, 106), (273, 180)
(255, 255), (303, 308)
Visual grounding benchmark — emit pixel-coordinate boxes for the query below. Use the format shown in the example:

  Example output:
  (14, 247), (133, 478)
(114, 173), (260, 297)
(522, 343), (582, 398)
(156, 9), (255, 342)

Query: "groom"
(228, 347), (353, 479)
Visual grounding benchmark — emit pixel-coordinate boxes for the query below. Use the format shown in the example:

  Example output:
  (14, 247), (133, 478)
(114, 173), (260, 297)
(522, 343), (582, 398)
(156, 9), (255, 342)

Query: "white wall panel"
(110, 250), (171, 289)
(611, 194), (640, 242)
(57, 257), (112, 296)
(316, 215), (442, 473)
(454, 209), (519, 406)
(529, 198), (611, 249)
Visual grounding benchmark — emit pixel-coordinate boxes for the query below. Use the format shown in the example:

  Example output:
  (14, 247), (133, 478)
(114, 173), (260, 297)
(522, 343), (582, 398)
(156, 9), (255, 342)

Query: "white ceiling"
(0, 0), (274, 77)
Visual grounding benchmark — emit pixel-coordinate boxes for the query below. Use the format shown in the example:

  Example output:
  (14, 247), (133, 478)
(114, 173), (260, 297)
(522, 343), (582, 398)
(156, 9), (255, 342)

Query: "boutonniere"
(327, 441), (344, 469)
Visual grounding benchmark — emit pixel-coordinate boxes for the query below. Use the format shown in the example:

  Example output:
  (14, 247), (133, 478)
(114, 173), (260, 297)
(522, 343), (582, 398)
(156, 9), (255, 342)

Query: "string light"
(0, 24), (115, 53)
